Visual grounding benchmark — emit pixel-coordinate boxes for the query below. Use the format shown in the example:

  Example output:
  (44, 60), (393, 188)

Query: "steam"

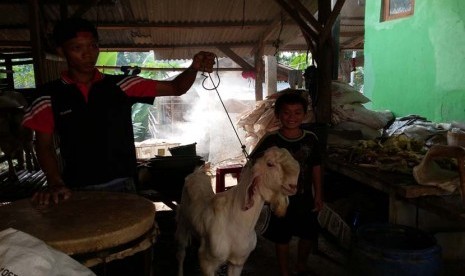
(150, 71), (256, 165)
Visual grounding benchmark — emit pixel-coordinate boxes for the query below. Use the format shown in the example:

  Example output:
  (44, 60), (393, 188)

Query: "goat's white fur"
(175, 146), (299, 276)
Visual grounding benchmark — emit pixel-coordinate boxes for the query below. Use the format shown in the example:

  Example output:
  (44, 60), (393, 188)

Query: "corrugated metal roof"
(0, 0), (364, 60)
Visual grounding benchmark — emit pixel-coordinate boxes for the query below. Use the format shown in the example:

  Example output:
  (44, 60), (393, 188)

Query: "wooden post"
(254, 45), (264, 101)
(4, 57), (14, 90)
(264, 55), (277, 97)
(29, 0), (45, 87)
(315, 0), (333, 124)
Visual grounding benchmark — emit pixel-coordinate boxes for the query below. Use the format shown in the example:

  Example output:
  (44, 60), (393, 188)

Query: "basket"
(168, 143), (197, 156)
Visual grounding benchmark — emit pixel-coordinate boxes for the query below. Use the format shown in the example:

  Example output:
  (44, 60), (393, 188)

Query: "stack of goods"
(330, 81), (393, 141)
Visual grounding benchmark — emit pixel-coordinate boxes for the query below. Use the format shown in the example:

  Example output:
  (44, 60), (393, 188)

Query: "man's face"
(59, 32), (99, 74)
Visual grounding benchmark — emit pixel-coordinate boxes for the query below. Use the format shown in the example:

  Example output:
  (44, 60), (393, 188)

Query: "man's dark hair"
(52, 18), (98, 47)
(274, 92), (308, 116)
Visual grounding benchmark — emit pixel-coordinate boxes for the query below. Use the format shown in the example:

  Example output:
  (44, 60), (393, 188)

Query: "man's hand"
(191, 51), (215, 73)
(31, 184), (72, 205)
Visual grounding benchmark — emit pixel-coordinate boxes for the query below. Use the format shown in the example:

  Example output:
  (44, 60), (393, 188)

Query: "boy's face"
(58, 32), (99, 75)
(278, 103), (306, 130)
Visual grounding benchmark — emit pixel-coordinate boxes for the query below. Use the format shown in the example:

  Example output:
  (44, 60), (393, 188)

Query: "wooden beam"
(341, 36), (364, 49)
(0, 40), (315, 53)
(274, 0), (318, 42)
(320, 0), (346, 45)
(288, 0), (321, 33)
(0, 40), (31, 47)
(0, 19), (302, 32)
(97, 20), (272, 30)
(340, 16), (365, 20)
(0, 52), (32, 59)
(98, 41), (255, 52)
(217, 46), (254, 71)
(340, 31), (364, 37)
(70, 0), (100, 18)
(274, 0), (316, 55)
(95, 65), (245, 72)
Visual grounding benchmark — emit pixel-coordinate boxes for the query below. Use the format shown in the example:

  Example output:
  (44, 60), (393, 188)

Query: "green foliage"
(95, 51), (185, 141)
(13, 64), (35, 89)
(277, 52), (311, 70)
(132, 103), (155, 142)
(96, 52), (118, 74)
(119, 52), (182, 141)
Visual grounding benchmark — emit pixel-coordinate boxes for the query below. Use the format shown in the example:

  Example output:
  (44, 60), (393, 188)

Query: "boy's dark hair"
(274, 92), (308, 116)
(52, 18), (99, 47)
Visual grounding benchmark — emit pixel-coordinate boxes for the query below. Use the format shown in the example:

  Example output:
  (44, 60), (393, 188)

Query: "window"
(382, 0), (414, 21)
(0, 57), (36, 90)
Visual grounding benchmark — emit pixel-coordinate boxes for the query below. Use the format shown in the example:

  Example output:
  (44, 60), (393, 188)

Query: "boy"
(251, 92), (323, 276)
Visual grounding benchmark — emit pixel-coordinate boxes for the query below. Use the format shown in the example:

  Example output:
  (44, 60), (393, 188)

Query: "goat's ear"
(243, 176), (259, 211)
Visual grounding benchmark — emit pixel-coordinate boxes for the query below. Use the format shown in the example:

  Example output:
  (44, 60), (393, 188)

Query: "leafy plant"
(96, 52), (118, 74)
(277, 52), (311, 70)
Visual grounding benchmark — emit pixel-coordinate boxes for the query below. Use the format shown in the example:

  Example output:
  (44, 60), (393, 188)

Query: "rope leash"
(200, 55), (249, 160)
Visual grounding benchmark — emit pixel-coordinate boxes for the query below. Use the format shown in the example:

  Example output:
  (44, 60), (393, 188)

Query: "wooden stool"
(215, 164), (243, 193)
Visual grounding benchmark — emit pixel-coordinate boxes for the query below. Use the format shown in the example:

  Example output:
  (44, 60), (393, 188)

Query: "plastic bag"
(0, 228), (95, 276)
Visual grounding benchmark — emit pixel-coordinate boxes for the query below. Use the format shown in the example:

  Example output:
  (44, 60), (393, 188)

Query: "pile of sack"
(330, 81), (393, 140)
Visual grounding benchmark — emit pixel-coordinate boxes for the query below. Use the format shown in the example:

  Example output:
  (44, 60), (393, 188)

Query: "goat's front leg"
(176, 245), (186, 276)
(198, 243), (224, 276)
(227, 263), (244, 276)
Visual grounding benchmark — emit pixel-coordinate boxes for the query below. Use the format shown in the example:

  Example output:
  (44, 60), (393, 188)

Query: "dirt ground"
(91, 208), (465, 276)
(2, 170), (465, 275)
(90, 172), (465, 276)
(149, 210), (347, 276)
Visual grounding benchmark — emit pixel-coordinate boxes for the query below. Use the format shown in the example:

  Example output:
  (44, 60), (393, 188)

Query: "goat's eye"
(266, 162), (274, 167)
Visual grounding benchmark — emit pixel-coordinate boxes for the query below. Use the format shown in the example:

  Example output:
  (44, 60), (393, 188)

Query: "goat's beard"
(269, 194), (289, 217)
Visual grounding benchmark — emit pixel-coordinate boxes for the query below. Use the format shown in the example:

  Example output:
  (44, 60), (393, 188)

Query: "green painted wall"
(364, 0), (465, 122)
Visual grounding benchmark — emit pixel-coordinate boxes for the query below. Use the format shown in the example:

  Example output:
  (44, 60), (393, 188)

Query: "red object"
(241, 70), (256, 80)
(215, 164), (243, 193)
(351, 57), (356, 72)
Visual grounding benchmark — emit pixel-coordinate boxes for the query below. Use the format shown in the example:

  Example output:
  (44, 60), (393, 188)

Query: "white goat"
(175, 146), (299, 276)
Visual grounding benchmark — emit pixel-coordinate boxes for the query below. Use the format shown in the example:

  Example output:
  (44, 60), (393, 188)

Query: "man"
(23, 18), (215, 205)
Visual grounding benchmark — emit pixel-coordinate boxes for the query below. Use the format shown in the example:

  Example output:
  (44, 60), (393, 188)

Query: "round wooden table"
(0, 191), (157, 269)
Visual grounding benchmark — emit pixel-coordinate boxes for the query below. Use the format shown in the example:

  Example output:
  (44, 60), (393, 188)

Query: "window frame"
(381, 0), (415, 21)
